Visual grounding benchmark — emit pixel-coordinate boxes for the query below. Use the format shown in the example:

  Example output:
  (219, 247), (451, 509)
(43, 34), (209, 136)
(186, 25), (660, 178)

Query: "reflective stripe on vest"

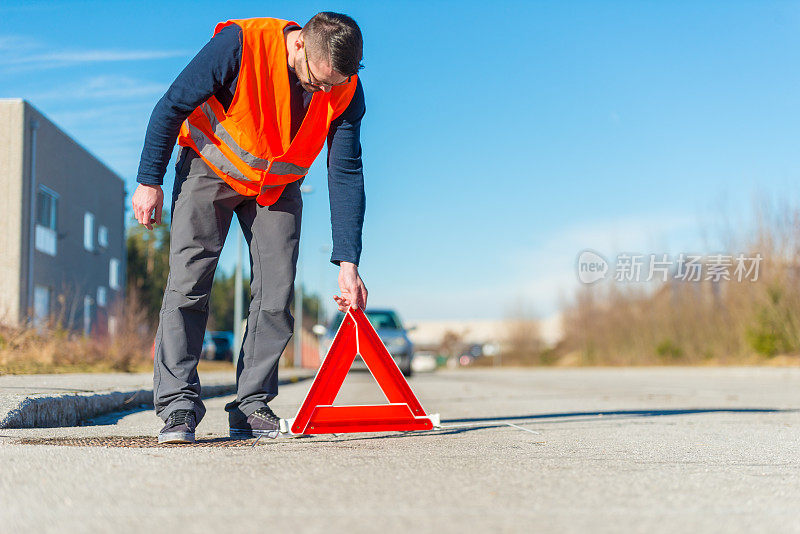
(270, 161), (310, 175)
(189, 103), (312, 182)
(186, 120), (253, 180)
(260, 183), (282, 194)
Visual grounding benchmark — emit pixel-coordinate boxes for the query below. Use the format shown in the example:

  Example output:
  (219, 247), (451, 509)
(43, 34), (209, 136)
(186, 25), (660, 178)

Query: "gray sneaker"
(229, 406), (281, 439)
(158, 409), (197, 444)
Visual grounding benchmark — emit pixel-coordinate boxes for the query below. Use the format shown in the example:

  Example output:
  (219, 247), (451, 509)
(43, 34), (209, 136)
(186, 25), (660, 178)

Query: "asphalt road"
(1, 367), (799, 533)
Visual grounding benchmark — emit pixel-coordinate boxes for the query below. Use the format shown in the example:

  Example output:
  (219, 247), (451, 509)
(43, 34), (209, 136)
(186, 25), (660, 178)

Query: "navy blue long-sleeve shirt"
(136, 23), (366, 266)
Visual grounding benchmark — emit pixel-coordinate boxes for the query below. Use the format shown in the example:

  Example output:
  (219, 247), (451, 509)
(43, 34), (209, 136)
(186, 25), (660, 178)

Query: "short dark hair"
(301, 12), (364, 77)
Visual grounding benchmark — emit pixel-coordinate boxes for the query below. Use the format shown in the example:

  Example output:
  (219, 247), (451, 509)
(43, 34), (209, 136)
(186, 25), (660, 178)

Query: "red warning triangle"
(289, 307), (436, 434)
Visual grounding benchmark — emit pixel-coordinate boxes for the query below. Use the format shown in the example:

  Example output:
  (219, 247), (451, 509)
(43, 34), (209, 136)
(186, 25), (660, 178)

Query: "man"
(131, 12), (368, 444)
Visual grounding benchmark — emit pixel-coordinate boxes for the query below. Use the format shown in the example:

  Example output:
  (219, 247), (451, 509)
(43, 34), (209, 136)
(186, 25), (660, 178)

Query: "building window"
(108, 315), (118, 336)
(84, 212), (95, 251)
(35, 186), (58, 256)
(109, 258), (120, 290)
(83, 295), (93, 335)
(35, 225), (57, 256)
(33, 285), (51, 327)
(97, 286), (107, 307)
(36, 186), (57, 230)
(98, 225), (108, 248)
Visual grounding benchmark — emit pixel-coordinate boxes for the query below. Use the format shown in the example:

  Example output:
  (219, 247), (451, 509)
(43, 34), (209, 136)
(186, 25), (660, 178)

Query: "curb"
(0, 375), (311, 429)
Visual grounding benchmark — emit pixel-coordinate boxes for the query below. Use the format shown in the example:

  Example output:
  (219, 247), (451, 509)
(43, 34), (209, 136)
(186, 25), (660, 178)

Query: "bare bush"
(560, 197), (800, 366)
(495, 315), (547, 366)
(0, 286), (155, 374)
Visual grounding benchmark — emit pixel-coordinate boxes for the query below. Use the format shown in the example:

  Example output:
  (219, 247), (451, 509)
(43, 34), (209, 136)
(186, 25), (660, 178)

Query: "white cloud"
(27, 76), (167, 101)
(48, 103), (152, 123)
(367, 212), (716, 323)
(6, 49), (187, 66)
(504, 212), (709, 316)
(0, 35), (188, 70)
(0, 35), (40, 51)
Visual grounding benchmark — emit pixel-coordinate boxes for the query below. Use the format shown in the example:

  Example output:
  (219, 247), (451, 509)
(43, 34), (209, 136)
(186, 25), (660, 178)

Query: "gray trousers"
(153, 147), (301, 423)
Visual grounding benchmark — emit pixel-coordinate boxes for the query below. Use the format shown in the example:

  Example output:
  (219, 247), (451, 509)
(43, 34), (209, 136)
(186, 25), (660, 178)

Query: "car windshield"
(329, 310), (403, 332)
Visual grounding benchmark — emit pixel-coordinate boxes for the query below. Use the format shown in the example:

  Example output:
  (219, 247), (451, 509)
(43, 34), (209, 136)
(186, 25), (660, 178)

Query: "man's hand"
(334, 261), (368, 312)
(131, 184), (164, 230)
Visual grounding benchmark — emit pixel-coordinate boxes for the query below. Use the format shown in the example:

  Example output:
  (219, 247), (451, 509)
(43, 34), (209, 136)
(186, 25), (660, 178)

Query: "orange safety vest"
(177, 17), (358, 206)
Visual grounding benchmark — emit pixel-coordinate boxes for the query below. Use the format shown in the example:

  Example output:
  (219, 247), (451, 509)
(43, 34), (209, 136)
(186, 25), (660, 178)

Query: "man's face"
(296, 41), (350, 93)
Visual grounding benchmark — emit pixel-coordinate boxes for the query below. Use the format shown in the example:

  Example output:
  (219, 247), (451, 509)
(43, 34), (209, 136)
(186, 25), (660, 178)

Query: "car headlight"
(385, 338), (409, 353)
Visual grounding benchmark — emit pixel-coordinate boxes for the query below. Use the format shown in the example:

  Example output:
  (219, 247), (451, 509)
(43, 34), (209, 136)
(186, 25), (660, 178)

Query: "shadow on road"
(82, 407), (797, 445)
(7, 407), (794, 448)
(293, 407), (797, 444)
(442, 407), (795, 425)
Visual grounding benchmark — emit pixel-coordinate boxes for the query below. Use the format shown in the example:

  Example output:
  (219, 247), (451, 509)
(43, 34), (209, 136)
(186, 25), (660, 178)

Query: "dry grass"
(557, 198), (800, 366)
(479, 317), (551, 366)
(479, 197), (800, 367)
(0, 289), (160, 375)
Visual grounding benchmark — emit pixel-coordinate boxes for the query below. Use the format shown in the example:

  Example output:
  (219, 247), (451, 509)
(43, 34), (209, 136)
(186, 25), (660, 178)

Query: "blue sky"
(2, 0), (799, 323)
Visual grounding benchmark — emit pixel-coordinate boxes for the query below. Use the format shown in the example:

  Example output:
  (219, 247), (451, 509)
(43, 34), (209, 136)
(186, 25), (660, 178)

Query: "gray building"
(0, 99), (126, 335)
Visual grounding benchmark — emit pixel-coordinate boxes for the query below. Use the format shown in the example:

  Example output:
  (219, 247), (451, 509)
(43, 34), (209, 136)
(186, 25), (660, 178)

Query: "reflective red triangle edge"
(285, 307), (439, 435)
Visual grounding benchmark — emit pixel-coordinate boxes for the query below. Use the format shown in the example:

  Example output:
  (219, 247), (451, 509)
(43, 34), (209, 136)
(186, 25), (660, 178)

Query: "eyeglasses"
(303, 44), (351, 90)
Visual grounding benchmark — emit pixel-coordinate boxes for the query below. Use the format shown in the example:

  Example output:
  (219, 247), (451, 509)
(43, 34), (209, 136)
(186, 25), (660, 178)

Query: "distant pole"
(294, 255), (303, 368)
(318, 245), (331, 363)
(294, 184), (314, 368)
(233, 230), (243, 367)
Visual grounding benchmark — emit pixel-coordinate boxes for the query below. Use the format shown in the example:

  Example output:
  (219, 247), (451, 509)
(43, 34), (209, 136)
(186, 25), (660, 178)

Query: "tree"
(208, 269), (250, 331)
(126, 213), (171, 325)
